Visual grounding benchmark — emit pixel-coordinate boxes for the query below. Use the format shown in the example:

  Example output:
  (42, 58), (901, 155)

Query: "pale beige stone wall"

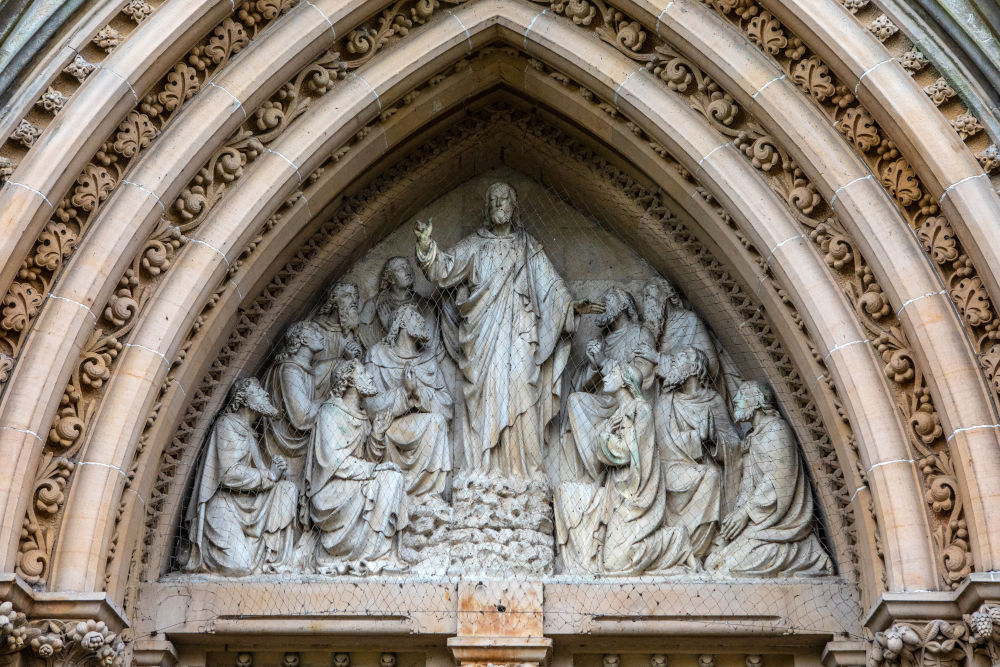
(1, 1), (1000, 666)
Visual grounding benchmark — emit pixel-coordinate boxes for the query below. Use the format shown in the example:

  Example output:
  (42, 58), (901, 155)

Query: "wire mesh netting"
(148, 169), (852, 650)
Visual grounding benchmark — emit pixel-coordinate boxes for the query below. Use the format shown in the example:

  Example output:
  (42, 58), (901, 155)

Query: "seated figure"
(650, 345), (741, 562)
(706, 381), (833, 577)
(563, 287), (656, 482)
(365, 304), (452, 502)
(185, 378), (297, 575)
(305, 360), (409, 573)
(555, 361), (693, 575)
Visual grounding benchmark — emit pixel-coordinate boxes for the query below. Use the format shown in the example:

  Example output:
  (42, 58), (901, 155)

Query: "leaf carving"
(791, 56), (835, 102)
(746, 12), (787, 55)
(837, 107), (880, 152)
(113, 111), (157, 158)
(880, 158), (921, 206)
(1, 283), (43, 332)
(34, 222), (77, 271)
(158, 62), (199, 111)
(951, 277), (993, 327)
(916, 216), (958, 264)
(204, 18), (249, 66)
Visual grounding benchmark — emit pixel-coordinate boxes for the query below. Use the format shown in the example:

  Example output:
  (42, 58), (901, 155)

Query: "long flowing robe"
(263, 358), (317, 480)
(563, 322), (656, 481)
(555, 395), (690, 575)
(658, 305), (743, 403)
(419, 228), (576, 479)
(306, 397), (408, 566)
(706, 414), (832, 576)
(185, 412), (297, 575)
(654, 383), (741, 559)
(365, 340), (452, 499)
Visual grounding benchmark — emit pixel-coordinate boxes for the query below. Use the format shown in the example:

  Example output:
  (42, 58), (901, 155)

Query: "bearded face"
(353, 365), (378, 398)
(660, 353), (699, 390)
(487, 185), (515, 228)
(405, 311), (429, 342)
(596, 293), (625, 329)
(338, 293), (360, 331)
(245, 381), (280, 419)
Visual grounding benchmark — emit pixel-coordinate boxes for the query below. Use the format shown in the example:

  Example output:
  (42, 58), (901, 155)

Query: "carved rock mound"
(448, 475), (555, 577)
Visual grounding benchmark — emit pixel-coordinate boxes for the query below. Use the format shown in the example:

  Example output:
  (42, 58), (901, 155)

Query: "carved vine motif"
(13, 0), (300, 587)
(528, 0), (964, 587)
(870, 620), (970, 667)
(965, 603), (1000, 666)
(0, 601), (126, 667)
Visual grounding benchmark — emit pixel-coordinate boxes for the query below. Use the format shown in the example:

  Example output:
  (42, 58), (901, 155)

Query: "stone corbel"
(0, 574), (128, 667)
(864, 573), (1000, 667)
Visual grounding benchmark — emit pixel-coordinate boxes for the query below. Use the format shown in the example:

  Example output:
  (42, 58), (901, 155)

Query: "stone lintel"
(0, 572), (129, 631)
(447, 635), (553, 666)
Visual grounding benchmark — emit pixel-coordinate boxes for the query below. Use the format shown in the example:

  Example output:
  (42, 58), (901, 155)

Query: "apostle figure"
(555, 361), (693, 575)
(263, 321), (326, 480)
(305, 359), (408, 571)
(640, 278), (742, 401)
(359, 256), (454, 363)
(650, 345), (741, 562)
(414, 181), (601, 479)
(312, 281), (363, 398)
(185, 378), (297, 575)
(706, 381), (832, 576)
(365, 303), (452, 501)
(563, 286), (655, 481)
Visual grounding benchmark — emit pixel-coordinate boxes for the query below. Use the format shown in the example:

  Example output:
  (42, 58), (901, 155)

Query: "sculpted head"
(332, 655), (350, 667)
(661, 345), (710, 390)
(380, 654), (396, 667)
(603, 655), (621, 667)
(331, 359), (377, 398)
(484, 181), (520, 229)
(386, 303), (429, 346)
(282, 654), (299, 667)
(732, 380), (775, 423)
(227, 377), (279, 418)
(596, 286), (639, 328)
(601, 360), (641, 399)
(235, 654), (253, 667)
(319, 281), (360, 331)
(281, 320), (325, 358)
(650, 656), (668, 667)
(379, 256), (416, 292)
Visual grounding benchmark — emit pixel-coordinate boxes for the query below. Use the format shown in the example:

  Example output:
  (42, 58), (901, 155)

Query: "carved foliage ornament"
(0, 601), (125, 667)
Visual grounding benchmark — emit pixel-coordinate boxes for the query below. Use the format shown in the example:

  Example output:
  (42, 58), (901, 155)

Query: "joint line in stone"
(121, 179), (166, 211)
(267, 148), (303, 183)
(850, 485), (867, 502)
(125, 342), (170, 367)
(0, 425), (44, 444)
(854, 57), (893, 95)
(866, 458), (915, 474)
(524, 9), (548, 49)
(7, 181), (53, 207)
(830, 174), (872, 206)
(78, 460), (129, 482)
(300, 191), (314, 218)
(207, 82), (247, 119)
(170, 376), (187, 397)
(822, 338), (868, 362)
(101, 65), (139, 102)
(808, 372), (826, 389)
(947, 423), (1000, 442)
(447, 10), (473, 50)
(939, 173), (989, 204)
(764, 232), (804, 267)
(698, 141), (729, 168)
(613, 68), (642, 107)
(655, 1), (675, 32)
(48, 293), (96, 320)
(351, 72), (382, 112)
(124, 484), (147, 506)
(303, 0), (336, 40)
(896, 290), (947, 318)
(751, 73), (785, 108)
(187, 238), (231, 267)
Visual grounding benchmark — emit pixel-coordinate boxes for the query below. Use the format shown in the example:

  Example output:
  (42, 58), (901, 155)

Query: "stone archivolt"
(0, 0), (999, 666)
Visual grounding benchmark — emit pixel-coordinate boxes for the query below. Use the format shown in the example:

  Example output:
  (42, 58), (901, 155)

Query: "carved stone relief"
(178, 179), (833, 579)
